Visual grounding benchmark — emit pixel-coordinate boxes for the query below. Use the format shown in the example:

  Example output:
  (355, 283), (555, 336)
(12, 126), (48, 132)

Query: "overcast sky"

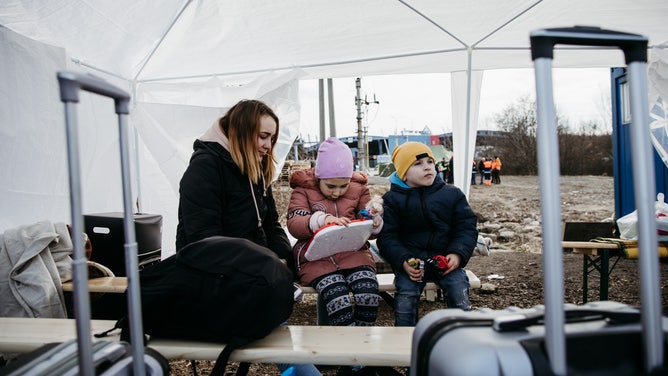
(297, 67), (611, 143)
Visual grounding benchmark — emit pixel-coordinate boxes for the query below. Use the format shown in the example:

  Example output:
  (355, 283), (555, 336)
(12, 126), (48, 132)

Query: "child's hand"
(372, 215), (382, 228)
(324, 214), (351, 227)
(367, 196), (384, 217)
(444, 253), (462, 273)
(403, 259), (423, 282)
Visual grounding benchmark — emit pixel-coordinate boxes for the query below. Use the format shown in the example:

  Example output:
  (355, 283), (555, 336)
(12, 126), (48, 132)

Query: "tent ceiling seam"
(398, 0), (468, 48)
(136, 45), (637, 84)
(133, 0), (193, 82)
(472, 0), (544, 48)
(135, 47), (469, 83)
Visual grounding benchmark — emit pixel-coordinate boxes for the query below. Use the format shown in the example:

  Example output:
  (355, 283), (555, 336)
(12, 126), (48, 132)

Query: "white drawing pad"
(304, 220), (374, 261)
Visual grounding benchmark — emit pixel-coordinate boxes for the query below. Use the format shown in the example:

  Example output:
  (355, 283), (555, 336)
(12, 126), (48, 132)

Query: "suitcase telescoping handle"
(530, 27), (662, 375)
(57, 71), (146, 376)
(492, 308), (641, 333)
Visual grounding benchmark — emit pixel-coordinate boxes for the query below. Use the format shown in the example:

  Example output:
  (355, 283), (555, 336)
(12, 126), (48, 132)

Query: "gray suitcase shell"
(411, 27), (666, 375)
(411, 302), (668, 375)
(0, 339), (167, 376)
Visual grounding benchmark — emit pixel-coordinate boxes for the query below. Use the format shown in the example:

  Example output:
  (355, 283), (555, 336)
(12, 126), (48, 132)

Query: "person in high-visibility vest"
(492, 156), (502, 184)
(483, 158), (493, 186)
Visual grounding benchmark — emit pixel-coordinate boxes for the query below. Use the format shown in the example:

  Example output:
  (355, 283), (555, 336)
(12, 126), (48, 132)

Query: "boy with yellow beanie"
(377, 142), (478, 326)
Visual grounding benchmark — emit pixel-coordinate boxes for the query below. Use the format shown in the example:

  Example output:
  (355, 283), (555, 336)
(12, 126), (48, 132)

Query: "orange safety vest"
(483, 160), (492, 170)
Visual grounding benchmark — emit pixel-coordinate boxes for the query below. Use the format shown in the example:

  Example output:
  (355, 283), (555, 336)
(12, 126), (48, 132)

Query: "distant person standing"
(483, 157), (493, 186)
(478, 158), (485, 185)
(447, 155), (454, 184)
(440, 157), (448, 181)
(492, 156), (502, 184)
(471, 158), (477, 185)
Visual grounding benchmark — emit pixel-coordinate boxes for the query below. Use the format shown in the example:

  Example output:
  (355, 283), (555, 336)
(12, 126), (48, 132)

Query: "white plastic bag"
(617, 193), (668, 240)
(617, 210), (638, 240)
(656, 192), (668, 236)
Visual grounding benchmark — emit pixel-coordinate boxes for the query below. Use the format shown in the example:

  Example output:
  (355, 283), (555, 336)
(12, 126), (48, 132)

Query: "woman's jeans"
(394, 268), (471, 327)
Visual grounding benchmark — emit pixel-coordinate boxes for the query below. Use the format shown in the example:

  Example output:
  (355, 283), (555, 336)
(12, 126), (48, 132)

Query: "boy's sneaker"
(474, 235), (492, 256)
(293, 282), (304, 302)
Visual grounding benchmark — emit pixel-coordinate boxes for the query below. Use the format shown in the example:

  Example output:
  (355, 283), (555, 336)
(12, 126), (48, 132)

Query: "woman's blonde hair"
(219, 100), (279, 186)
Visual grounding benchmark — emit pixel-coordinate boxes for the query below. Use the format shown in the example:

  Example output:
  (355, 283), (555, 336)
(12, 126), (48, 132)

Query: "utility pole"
(318, 79), (326, 141)
(355, 77), (378, 173)
(327, 78), (336, 137)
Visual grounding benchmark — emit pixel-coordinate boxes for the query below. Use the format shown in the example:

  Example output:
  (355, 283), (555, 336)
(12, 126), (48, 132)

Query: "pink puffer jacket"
(287, 169), (376, 286)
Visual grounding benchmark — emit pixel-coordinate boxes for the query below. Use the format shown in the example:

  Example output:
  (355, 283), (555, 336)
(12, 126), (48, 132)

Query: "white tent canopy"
(1, 0), (667, 255)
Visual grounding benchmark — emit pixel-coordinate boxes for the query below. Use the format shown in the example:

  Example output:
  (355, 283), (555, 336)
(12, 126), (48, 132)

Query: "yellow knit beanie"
(391, 142), (435, 180)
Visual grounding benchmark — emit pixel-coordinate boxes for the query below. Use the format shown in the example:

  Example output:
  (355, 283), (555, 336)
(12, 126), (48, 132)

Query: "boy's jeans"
(394, 268), (471, 327)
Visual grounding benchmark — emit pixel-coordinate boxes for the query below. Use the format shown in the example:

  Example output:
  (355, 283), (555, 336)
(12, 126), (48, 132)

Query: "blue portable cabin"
(611, 67), (668, 219)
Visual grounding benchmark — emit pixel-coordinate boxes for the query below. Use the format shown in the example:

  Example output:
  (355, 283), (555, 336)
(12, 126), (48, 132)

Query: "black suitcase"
(85, 212), (162, 277)
(62, 212), (162, 320)
(411, 27), (667, 376)
(0, 72), (169, 375)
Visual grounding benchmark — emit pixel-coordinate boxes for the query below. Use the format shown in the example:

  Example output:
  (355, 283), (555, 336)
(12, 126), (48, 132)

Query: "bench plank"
(150, 325), (413, 366)
(0, 318), (413, 366)
(0, 318), (116, 354)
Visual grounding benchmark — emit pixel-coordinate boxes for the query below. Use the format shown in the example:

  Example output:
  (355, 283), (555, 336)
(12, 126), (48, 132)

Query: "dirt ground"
(172, 175), (668, 375)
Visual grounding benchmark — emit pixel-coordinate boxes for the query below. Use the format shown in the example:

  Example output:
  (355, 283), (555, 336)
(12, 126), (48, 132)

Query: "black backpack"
(131, 236), (294, 375)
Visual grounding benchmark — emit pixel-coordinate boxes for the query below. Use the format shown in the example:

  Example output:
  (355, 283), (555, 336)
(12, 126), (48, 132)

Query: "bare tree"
(494, 96), (539, 175)
(595, 86), (613, 132)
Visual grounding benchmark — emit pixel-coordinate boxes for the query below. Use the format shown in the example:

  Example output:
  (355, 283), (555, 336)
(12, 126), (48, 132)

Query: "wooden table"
(562, 241), (622, 303)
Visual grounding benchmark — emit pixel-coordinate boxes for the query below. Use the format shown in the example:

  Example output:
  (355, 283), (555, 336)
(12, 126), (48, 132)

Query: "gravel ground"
(171, 175), (668, 375)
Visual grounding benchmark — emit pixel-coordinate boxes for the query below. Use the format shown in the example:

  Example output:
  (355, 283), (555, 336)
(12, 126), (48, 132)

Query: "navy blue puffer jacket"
(377, 173), (478, 273)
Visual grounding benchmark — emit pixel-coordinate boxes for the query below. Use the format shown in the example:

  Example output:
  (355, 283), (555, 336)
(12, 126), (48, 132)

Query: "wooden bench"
(0, 318), (413, 367)
(62, 271), (481, 325)
(62, 271), (481, 294)
(303, 271), (480, 325)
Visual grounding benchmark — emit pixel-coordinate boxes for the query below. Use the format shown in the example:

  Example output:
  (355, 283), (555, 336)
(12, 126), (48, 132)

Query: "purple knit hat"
(315, 137), (353, 179)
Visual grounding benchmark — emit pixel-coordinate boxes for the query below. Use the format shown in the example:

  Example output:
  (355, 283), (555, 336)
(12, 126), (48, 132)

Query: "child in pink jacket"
(287, 137), (382, 326)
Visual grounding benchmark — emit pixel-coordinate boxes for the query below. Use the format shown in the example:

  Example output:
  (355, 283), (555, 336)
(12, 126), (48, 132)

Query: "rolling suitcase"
(410, 27), (668, 375)
(0, 72), (168, 375)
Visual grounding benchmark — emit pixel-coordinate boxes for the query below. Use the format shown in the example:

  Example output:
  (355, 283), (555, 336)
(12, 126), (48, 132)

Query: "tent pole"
(462, 48), (474, 196)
